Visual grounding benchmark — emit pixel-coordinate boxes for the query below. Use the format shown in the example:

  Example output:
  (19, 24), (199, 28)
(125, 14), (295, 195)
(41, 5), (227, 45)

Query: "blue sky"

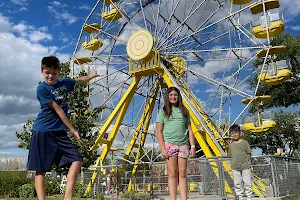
(1, 0), (300, 159)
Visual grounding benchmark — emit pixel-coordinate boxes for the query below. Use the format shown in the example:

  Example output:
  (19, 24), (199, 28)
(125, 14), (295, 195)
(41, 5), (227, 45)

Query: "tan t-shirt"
(228, 139), (252, 170)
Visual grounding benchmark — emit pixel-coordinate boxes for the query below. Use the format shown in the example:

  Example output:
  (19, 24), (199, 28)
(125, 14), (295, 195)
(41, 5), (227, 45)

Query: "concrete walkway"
(153, 193), (282, 200)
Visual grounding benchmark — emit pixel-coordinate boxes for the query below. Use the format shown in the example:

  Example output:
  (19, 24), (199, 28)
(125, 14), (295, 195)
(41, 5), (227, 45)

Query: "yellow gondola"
(82, 39), (103, 51)
(241, 96), (272, 105)
(243, 120), (276, 133)
(232, 0), (252, 5)
(83, 23), (102, 34)
(104, 0), (116, 5)
(250, 0), (280, 14)
(256, 59), (291, 85)
(256, 45), (287, 58)
(251, 5), (284, 39)
(74, 57), (92, 65)
(252, 20), (284, 39)
(102, 8), (122, 22)
(260, 69), (291, 85)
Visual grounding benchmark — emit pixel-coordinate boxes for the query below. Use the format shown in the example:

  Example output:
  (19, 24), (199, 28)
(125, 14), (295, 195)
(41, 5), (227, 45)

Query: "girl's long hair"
(163, 87), (189, 118)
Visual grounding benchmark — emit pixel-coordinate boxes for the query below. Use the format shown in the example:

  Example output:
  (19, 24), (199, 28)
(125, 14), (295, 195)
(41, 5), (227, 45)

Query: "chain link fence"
(81, 156), (300, 198)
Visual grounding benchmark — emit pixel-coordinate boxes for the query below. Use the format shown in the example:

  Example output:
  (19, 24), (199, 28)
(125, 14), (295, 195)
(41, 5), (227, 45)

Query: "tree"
(244, 111), (300, 157)
(15, 62), (104, 168)
(251, 32), (300, 111)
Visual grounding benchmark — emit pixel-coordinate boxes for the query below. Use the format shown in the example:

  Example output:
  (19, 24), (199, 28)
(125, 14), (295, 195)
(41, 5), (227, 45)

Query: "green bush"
(19, 182), (36, 198)
(121, 192), (151, 200)
(281, 195), (300, 200)
(121, 191), (136, 200)
(135, 193), (151, 200)
(45, 174), (60, 195)
(0, 171), (33, 197)
(74, 179), (84, 197)
(95, 192), (105, 200)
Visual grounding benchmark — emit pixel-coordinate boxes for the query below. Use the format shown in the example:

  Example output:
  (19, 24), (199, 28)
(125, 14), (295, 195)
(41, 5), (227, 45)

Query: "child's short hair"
(41, 56), (60, 70)
(229, 124), (241, 133)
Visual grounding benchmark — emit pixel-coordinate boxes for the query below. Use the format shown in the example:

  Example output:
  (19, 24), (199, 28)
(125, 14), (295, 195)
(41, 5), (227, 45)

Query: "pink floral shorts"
(165, 141), (189, 158)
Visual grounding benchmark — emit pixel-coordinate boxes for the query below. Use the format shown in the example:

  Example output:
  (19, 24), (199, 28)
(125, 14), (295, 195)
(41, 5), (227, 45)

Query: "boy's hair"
(41, 56), (60, 70)
(229, 124), (241, 133)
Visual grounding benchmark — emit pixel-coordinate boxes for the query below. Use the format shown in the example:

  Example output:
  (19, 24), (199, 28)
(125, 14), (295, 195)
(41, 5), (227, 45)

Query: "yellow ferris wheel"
(72, 0), (290, 197)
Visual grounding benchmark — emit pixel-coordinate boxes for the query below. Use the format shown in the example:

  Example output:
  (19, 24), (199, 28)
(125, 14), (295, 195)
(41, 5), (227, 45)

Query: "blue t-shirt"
(33, 78), (76, 131)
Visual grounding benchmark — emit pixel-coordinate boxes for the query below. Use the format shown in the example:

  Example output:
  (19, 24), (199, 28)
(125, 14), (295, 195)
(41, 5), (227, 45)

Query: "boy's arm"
(48, 101), (83, 144)
(75, 71), (100, 85)
(246, 140), (252, 158)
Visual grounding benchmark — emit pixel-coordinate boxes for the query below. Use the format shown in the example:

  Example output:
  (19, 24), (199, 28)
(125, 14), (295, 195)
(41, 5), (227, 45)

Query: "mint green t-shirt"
(156, 107), (190, 145)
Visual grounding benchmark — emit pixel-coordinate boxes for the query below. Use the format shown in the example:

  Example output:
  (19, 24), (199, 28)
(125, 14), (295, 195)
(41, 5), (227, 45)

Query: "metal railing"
(81, 156), (300, 198)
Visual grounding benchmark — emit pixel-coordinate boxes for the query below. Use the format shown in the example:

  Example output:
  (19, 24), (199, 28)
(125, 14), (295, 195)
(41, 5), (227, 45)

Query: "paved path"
(153, 193), (282, 200)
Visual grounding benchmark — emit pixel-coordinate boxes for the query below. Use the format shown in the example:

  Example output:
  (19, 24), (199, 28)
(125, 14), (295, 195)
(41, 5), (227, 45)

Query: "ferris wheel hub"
(126, 30), (154, 61)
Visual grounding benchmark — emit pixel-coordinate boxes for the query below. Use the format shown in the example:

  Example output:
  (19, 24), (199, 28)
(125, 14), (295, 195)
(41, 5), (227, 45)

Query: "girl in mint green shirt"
(156, 87), (195, 200)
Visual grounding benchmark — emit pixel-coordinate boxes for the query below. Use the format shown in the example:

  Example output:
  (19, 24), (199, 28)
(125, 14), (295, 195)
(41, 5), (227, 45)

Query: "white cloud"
(19, 7), (28, 12)
(48, 2), (78, 25)
(28, 30), (53, 42)
(10, 0), (29, 6)
(51, 1), (66, 7)
(0, 14), (12, 33)
(78, 4), (91, 10)
(12, 22), (53, 43)
(280, 0), (300, 19)
(291, 25), (300, 31)
(12, 22), (29, 35)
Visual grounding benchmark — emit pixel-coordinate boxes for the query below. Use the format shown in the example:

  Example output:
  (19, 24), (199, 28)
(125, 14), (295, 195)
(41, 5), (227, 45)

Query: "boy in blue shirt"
(27, 56), (99, 200)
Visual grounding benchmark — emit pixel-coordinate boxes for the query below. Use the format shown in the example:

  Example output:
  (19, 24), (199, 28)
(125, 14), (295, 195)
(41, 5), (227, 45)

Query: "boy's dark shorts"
(27, 130), (83, 172)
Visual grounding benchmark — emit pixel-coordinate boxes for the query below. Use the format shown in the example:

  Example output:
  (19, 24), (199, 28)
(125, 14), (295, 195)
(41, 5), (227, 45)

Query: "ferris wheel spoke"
(154, 0), (179, 46)
(163, 3), (254, 51)
(104, 20), (124, 33)
(111, 2), (139, 31)
(156, 0), (208, 50)
(181, 64), (252, 98)
(99, 29), (127, 45)
(158, 6), (222, 52)
(225, 54), (257, 83)
(147, 0), (159, 37)
(164, 46), (264, 55)
(153, 0), (162, 41)
(139, 0), (148, 30)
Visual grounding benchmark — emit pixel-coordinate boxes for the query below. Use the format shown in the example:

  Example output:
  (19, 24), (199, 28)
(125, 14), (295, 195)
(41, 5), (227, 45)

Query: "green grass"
(281, 195), (300, 200)
(0, 195), (94, 200)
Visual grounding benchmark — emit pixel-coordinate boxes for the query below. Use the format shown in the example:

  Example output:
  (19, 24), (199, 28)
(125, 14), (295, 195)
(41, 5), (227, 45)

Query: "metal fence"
(81, 156), (300, 198)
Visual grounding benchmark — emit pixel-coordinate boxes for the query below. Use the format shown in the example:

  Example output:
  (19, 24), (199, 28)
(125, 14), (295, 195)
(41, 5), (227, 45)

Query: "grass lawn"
(0, 195), (93, 200)
(0, 194), (127, 200)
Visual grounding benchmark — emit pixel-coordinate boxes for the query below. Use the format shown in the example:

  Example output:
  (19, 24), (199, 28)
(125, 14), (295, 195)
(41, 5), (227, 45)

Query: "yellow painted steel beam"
(127, 82), (159, 191)
(100, 87), (137, 162)
(124, 83), (158, 159)
(84, 77), (141, 195)
(84, 157), (102, 195)
(181, 86), (229, 152)
(90, 77), (141, 151)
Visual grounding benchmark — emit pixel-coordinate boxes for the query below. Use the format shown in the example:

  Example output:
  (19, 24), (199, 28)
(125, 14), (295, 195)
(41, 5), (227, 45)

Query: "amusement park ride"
(72, 0), (290, 197)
